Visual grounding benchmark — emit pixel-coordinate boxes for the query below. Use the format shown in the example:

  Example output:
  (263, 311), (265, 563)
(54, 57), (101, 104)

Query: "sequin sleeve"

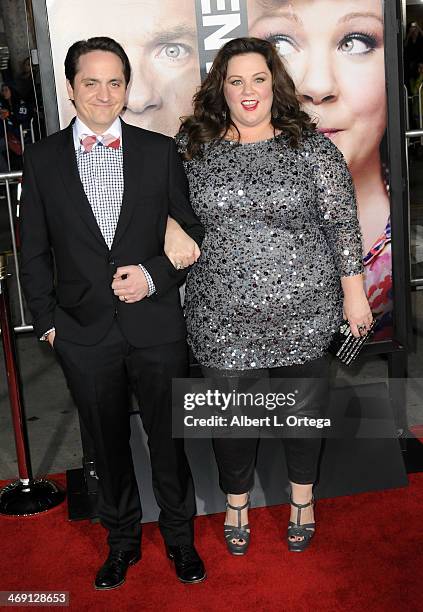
(308, 133), (364, 277)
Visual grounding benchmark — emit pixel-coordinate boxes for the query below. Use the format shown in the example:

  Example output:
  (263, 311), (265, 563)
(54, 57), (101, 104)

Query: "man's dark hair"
(64, 36), (131, 87)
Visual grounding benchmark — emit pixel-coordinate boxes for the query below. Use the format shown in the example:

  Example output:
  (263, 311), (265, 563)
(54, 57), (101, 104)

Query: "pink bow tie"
(80, 133), (121, 153)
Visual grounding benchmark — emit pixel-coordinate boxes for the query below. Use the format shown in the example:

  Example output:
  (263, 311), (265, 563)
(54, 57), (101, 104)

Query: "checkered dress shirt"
(77, 141), (123, 249)
(76, 143), (123, 249)
(75, 122), (155, 297)
(39, 120), (157, 341)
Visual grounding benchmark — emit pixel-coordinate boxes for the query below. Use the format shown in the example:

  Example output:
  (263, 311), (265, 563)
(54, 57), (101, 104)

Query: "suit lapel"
(57, 119), (146, 251)
(57, 121), (108, 249)
(111, 119), (142, 249)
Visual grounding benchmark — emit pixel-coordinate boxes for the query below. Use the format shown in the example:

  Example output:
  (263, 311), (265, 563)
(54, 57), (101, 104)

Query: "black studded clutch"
(328, 319), (376, 365)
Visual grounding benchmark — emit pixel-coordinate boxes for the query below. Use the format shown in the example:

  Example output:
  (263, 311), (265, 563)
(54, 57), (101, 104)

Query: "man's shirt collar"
(73, 116), (122, 151)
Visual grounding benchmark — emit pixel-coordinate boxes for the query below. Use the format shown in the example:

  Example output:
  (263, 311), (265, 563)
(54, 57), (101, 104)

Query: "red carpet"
(1, 474), (422, 612)
(410, 425), (423, 444)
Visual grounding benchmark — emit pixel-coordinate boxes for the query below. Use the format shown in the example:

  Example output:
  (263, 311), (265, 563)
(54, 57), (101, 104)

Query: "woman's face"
(248, 0), (386, 173)
(1, 86), (11, 101)
(223, 52), (273, 131)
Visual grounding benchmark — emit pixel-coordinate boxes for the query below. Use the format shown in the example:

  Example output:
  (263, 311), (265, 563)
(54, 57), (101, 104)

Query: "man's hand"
(112, 265), (149, 303)
(165, 217), (201, 269)
(47, 330), (56, 347)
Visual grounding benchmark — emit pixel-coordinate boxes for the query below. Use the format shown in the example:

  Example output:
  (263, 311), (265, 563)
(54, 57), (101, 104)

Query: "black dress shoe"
(94, 549), (141, 590)
(167, 544), (206, 584)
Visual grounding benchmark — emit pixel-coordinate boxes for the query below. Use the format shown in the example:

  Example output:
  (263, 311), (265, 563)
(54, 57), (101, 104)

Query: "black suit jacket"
(20, 119), (204, 347)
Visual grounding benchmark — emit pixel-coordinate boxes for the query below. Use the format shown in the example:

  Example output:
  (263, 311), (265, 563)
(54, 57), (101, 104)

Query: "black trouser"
(201, 355), (330, 493)
(54, 322), (196, 551)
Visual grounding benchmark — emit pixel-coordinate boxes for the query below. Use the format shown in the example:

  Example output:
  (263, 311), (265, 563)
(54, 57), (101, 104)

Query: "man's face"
(410, 24), (418, 40)
(66, 50), (126, 133)
(50, 0), (200, 136)
(122, 0), (200, 135)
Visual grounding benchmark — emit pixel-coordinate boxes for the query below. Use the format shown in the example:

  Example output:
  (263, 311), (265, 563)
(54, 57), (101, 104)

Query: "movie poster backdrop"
(44, 0), (392, 340)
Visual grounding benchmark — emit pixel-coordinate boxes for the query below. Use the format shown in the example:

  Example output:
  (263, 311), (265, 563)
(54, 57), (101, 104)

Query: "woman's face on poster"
(49, 0), (200, 136)
(248, 0), (386, 174)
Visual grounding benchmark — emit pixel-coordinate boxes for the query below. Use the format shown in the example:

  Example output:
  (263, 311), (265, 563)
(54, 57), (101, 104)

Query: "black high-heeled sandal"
(224, 494), (250, 556)
(287, 495), (315, 552)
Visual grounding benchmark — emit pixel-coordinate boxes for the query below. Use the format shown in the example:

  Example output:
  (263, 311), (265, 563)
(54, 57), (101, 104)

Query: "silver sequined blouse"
(176, 131), (364, 369)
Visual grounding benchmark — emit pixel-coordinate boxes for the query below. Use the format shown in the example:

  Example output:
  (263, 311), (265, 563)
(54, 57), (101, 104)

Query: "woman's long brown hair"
(179, 37), (316, 160)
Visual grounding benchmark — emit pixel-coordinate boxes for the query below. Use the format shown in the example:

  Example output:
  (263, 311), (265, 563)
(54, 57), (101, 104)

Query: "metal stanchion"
(2, 119), (11, 172)
(0, 253), (65, 515)
(19, 125), (25, 154)
(404, 84), (410, 131)
(406, 129), (423, 290)
(30, 118), (35, 144)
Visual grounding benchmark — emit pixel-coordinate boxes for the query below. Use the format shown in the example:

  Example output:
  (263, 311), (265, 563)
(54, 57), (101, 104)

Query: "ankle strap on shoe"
(289, 495), (314, 510)
(289, 495), (314, 528)
(226, 493), (250, 529)
(226, 494), (250, 529)
(226, 491), (250, 511)
(226, 499), (250, 512)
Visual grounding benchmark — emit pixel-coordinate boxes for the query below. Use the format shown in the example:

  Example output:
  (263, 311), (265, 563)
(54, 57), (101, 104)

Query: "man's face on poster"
(49, 0), (200, 136)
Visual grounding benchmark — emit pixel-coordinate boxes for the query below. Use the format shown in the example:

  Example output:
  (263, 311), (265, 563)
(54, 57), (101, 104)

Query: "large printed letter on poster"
(45, 0), (392, 340)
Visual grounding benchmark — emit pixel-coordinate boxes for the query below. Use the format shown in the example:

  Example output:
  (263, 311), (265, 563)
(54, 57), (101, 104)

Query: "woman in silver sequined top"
(165, 38), (372, 555)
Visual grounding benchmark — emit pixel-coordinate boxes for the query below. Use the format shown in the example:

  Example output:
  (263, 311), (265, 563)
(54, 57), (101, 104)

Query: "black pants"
(201, 355), (330, 493)
(54, 322), (196, 551)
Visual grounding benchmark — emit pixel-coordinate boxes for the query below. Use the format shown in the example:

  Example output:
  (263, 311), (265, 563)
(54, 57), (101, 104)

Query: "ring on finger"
(175, 263), (184, 270)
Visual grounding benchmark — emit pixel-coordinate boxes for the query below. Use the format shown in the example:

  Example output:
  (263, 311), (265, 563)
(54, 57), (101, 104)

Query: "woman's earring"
(222, 109), (227, 120)
(272, 107), (278, 119)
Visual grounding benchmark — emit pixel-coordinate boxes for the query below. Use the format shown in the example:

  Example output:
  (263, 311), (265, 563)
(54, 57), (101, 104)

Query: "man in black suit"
(20, 37), (205, 590)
